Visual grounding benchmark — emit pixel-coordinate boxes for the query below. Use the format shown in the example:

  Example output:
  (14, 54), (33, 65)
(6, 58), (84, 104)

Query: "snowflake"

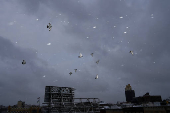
(53, 80), (58, 82)
(151, 14), (154, 18)
(47, 43), (51, 45)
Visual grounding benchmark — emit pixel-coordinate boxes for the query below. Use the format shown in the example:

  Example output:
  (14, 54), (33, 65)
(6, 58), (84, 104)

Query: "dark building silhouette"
(125, 84), (135, 102)
(132, 92), (162, 104)
(100, 106), (170, 113)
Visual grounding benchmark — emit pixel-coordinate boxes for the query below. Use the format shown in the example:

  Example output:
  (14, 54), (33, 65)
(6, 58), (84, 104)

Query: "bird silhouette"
(95, 74), (98, 79)
(74, 69), (77, 72)
(22, 60), (26, 65)
(47, 23), (52, 31)
(78, 53), (83, 58)
(129, 51), (133, 55)
(96, 60), (100, 64)
(69, 72), (72, 75)
(91, 53), (94, 57)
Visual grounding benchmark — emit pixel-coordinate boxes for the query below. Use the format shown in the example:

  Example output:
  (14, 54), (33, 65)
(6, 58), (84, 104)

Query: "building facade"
(125, 84), (135, 102)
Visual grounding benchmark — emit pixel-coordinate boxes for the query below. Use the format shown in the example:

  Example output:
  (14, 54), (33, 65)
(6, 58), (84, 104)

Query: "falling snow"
(1, 0), (170, 107)
(151, 14), (154, 18)
(47, 43), (51, 45)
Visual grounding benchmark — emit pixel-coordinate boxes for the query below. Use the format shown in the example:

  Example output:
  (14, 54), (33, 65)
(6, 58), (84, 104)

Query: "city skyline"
(0, 0), (170, 106)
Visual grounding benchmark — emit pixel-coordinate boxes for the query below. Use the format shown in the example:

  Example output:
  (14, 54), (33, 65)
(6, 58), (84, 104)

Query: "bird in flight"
(74, 69), (77, 72)
(91, 53), (94, 57)
(129, 51), (133, 55)
(22, 60), (26, 65)
(78, 53), (83, 58)
(95, 74), (98, 79)
(69, 72), (72, 75)
(96, 60), (100, 64)
(47, 23), (52, 31)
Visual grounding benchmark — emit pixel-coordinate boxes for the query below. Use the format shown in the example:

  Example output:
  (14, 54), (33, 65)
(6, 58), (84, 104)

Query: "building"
(8, 106), (41, 113)
(143, 106), (166, 113)
(131, 92), (162, 104)
(100, 109), (123, 113)
(42, 86), (100, 113)
(43, 86), (75, 112)
(100, 106), (170, 113)
(17, 100), (25, 108)
(125, 84), (135, 102)
(0, 105), (7, 113)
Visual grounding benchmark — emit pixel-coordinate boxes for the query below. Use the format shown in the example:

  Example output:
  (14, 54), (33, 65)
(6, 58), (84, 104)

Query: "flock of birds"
(21, 23), (134, 80)
(68, 52), (99, 79)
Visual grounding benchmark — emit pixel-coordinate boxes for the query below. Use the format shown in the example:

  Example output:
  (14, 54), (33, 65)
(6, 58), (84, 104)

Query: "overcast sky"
(0, 0), (170, 106)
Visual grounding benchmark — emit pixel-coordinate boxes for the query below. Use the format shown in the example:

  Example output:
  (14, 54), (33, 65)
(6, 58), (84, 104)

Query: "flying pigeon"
(47, 23), (52, 31)
(95, 74), (98, 79)
(69, 72), (72, 75)
(96, 60), (100, 64)
(78, 53), (83, 58)
(22, 60), (26, 65)
(129, 51), (133, 55)
(74, 69), (77, 72)
(91, 53), (94, 57)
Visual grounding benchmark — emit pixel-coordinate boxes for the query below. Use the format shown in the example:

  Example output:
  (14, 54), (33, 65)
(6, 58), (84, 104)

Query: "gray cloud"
(1, 0), (170, 106)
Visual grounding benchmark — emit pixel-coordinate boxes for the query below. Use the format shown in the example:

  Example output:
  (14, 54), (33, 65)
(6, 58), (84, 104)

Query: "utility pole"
(37, 97), (40, 107)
